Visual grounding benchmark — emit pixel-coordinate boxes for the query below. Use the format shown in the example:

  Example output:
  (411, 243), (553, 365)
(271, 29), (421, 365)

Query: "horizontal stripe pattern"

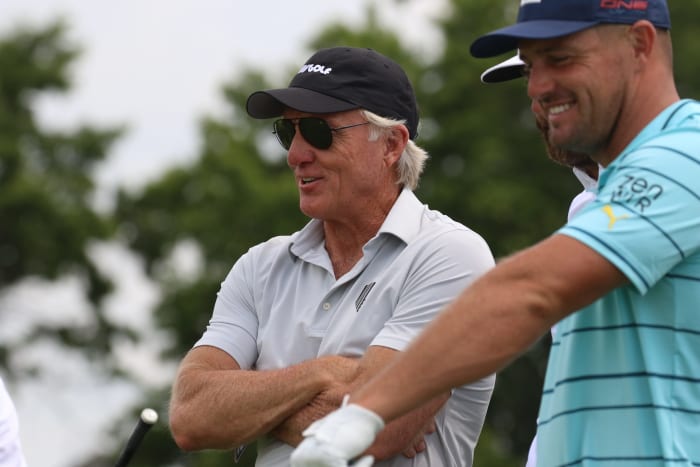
(539, 100), (700, 466)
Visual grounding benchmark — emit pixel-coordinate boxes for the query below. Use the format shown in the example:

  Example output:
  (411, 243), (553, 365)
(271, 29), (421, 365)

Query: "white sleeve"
(0, 378), (27, 467)
(194, 249), (260, 369)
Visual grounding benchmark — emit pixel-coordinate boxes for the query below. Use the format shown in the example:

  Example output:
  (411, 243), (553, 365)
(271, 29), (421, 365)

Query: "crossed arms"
(169, 343), (448, 460)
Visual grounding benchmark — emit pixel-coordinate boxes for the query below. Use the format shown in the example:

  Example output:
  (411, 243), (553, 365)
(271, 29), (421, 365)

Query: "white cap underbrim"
(480, 54), (525, 84)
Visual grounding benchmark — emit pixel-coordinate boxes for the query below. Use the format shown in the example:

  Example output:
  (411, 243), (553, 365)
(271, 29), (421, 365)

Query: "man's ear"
(384, 125), (409, 166)
(628, 20), (656, 62)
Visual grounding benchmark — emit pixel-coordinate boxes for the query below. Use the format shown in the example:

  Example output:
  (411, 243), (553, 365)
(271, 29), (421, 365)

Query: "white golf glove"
(290, 402), (385, 467)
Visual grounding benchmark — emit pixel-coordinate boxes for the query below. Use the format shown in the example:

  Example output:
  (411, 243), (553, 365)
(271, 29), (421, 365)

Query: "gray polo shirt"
(196, 189), (496, 467)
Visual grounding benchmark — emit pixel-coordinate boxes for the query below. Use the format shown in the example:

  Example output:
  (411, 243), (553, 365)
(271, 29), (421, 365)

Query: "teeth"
(549, 104), (572, 116)
(301, 177), (316, 184)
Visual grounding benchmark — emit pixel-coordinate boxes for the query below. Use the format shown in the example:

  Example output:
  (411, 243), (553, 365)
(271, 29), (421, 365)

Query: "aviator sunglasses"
(272, 117), (369, 150)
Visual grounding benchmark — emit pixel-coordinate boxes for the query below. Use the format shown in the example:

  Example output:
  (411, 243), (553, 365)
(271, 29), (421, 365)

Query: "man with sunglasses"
(169, 46), (496, 466)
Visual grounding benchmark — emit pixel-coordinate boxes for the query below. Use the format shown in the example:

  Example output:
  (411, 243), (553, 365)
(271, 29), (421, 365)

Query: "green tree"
(0, 22), (125, 371)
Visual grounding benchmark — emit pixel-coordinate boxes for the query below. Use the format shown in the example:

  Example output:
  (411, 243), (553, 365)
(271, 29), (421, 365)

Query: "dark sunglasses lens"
(299, 118), (332, 149)
(273, 119), (295, 150)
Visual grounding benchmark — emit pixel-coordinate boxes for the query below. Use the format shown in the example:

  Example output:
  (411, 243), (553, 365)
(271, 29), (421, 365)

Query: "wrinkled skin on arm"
(169, 346), (358, 450)
(169, 344), (447, 460)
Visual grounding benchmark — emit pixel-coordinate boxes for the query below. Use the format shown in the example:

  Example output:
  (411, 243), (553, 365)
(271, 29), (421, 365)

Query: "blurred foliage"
(0, 21), (129, 372)
(3, 0), (700, 466)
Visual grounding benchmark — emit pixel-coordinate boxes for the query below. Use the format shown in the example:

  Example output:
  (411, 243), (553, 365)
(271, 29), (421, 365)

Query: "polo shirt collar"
(288, 188), (423, 261)
(377, 188), (423, 245)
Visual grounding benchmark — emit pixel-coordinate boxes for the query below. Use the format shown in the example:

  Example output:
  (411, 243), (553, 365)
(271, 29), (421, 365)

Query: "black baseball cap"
(246, 47), (419, 139)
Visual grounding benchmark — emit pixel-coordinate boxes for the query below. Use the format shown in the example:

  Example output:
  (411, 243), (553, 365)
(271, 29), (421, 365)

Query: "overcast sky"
(0, 1), (445, 466)
(1, 0), (445, 207)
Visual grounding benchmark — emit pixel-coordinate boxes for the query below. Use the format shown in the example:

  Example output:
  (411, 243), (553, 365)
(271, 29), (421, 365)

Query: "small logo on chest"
(355, 282), (376, 312)
(233, 445), (247, 463)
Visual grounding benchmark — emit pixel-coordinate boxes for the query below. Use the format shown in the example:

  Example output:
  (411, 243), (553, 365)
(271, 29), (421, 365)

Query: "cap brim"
(470, 20), (598, 58)
(246, 88), (358, 119)
(480, 55), (525, 84)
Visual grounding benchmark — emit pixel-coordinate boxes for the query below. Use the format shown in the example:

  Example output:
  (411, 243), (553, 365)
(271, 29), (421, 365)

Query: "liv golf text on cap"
(470, 0), (671, 58)
(246, 47), (419, 140)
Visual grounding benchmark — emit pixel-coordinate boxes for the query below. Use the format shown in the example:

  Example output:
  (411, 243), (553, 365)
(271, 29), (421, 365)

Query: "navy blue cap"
(246, 47), (419, 139)
(470, 0), (671, 58)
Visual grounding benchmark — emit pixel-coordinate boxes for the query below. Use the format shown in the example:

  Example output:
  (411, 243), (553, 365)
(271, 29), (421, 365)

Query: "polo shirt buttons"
(322, 302), (331, 311)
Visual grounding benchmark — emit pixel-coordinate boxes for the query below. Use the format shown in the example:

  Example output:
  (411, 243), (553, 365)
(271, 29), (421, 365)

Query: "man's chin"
(554, 151), (592, 168)
(299, 202), (324, 220)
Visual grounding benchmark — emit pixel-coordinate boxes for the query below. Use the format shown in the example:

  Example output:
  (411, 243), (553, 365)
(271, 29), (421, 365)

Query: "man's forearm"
(170, 348), (345, 451)
(352, 235), (627, 423)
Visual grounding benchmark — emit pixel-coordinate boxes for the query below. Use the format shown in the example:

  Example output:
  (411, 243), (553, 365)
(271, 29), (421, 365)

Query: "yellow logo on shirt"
(603, 205), (629, 229)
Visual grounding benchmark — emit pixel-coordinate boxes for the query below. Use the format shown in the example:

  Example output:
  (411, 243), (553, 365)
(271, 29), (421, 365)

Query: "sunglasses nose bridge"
(274, 118), (331, 151)
(285, 125), (318, 168)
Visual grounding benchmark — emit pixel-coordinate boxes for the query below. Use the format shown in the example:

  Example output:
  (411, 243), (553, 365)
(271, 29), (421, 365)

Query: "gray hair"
(361, 110), (428, 191)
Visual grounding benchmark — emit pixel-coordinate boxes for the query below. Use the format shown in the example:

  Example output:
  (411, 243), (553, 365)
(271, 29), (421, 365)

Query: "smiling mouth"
(549, 103), (573, 116)
(301, 177), (318, 185)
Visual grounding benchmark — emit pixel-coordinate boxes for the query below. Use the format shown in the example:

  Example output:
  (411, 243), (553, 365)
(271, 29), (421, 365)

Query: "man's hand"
(402, 419), (436, 458)
(290, 403), (385, 467)
(271, 356), (359, 446)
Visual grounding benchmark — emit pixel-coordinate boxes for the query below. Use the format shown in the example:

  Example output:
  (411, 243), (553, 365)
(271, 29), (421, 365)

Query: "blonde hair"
(361, 110), (428, 190)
